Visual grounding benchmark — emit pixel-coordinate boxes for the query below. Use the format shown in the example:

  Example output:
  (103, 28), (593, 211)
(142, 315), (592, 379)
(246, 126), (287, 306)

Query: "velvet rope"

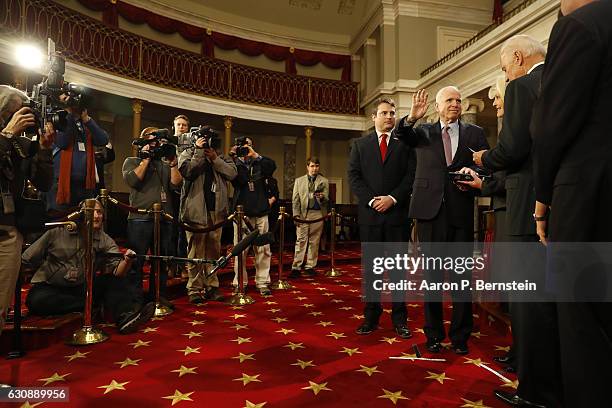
(76, 0), (351, 80)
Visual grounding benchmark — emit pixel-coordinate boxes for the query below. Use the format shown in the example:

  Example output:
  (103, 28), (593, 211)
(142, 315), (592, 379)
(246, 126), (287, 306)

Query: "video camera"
(233, 136), (250, 158)
(132, 128), (177, 160)
(181, 125), (221, 150)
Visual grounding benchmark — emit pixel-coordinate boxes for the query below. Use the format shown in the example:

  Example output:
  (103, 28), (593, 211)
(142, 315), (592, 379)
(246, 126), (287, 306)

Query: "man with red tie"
(348, 97), (416, 339)
(395, 87), (489, 355)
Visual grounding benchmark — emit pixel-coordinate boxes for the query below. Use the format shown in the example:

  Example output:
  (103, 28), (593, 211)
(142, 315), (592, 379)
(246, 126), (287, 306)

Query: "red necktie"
(380, 133), (388, 162)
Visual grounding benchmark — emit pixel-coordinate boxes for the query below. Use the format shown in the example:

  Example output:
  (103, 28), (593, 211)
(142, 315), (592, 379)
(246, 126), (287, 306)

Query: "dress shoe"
(394, 325), (412, 339)
(452, 343), (469, 355)
(493, 355), (514, 365)
(259, 286), (272, 296)
(205, 287), (225, 302)
(494, 390), (547, 408)
(426, 340), (442, 353)
(355, 323), (377, 335)
(158, 296), (175, 310)
(288, 269), (301, 279)
(188, 293), (205, 304)
(118, 302), (155, 334)
(504, 365), (517, 374)
(304, 268), (317, 277)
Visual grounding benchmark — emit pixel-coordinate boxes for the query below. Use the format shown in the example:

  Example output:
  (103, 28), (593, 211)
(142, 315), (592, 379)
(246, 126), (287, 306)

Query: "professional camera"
(233, 136), (250, 158)
(132, 128), (177, 160)
(182, 125), (221, 150)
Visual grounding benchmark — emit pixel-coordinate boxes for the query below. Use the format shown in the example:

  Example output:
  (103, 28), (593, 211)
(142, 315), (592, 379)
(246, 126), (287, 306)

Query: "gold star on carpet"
(284, 342), (305, 350)
(383, 308), (392, 314)
(231, 324), (249, 331)
(114, 357), (141, 368)
(308, 311), (323, 317)
(271, 317), (288, 323)
(380, 337), (400, 344)
(316, 321), (334, 327)
(356, 365), (383, 376)
(171, 365), (198, 377)
(473, 313), (480, 318)
(339, 284), (349, 287)
(189, 320), (205, 326)
(407, 303), (420, 308)
(129, 339), (151, 349)
(276, 328), (296, 335)
(350, 314), (365, 319)
(244, 401), (267, 408)
(233, 352), (255, 363)
(232, 337), (252, 345)
(301, 303), (315, 308)
(177, 346), (201, 356)
(38, 372), (70, 386)
(142, 327), (158, 333)
(340, 347), (361, 356)
(290, 290), (301, 294)
(339, 306), (353, 310)
(182, 331), (203, 339)
(231, 306), (244, 310)
(471, 331), (487, 339)
(231, 314), (246, 319)
(412, 328), (425, 334)
(327, 332), (346, 340)
(322, 293), (334, 296)
(348, 289), (360, 293)
(291, 359), (315, 369)
(502, 380), (519, 389)
(267, 308), (281, 313)
(193, 310), (207, 315)
(444, 320), (451, 325)
(460, 398), (492, 408)
(425, 371), (454, 384)
(494, 345), (511, 352)
(233, 373), (262, 386)
(162, 390), (194, 406)
(265, 301), (277, 305)
(378, 389), (410, 405)
(19, 402), (43, 408)
(302, 381), (331, 395)
(463, 357), (489, 366)
(296, 296), (308, 300)
(315, 287), (328, 291)
(97, 379), (129, 394)
(331, 299), (344, 303)
(65, 351), (89, 362)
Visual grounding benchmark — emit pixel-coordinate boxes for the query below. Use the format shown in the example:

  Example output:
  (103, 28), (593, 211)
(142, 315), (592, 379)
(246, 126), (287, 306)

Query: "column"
(97, 111), (116, 190)
(131, 99), (144, 156)
(304, 126), (313, 161)
(363, 38), (377, 97)
(224, 116), (233, 155)
(283, 136), (297, 200)
(460, 98), (485, 125)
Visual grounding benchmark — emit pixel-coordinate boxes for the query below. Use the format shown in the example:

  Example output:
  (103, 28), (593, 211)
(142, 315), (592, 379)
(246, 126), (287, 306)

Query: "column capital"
(224, 116), (233, 129)
(304, 126), (314, 137)
(461, 98), (485, 114)
(132, 99), (144, 114)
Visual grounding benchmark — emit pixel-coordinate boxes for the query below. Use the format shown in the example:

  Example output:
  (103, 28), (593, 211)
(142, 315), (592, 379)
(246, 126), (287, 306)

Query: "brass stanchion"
(325, 208), (342, 277)
(153, 203), (172, 316)
(99, 188), (108, 231)
(66, 199), (109, 345)
(271, 206), (293, 290)
(229, 205), (255, 305)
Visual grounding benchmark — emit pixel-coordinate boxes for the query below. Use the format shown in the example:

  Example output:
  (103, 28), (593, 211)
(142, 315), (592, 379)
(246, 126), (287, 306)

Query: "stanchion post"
(325, 207), (343, 277)
(153, 203), (172, 316)
(229, 205), (255, 305)
(66, 199), (109, 345)
(271, 206), (293, 290)
(99, 188), (108, 231)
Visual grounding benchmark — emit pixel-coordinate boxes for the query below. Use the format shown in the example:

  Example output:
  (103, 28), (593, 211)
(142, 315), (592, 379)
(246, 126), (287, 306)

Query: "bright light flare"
(15, 43), (45, 70)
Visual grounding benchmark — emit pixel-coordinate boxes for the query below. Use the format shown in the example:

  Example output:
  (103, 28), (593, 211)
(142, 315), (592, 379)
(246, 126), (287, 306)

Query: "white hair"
(500, 35), (546, 59)
(435, 86), (461, 104)
(0, 85), (28, 126)
(488, 76), (507, 100)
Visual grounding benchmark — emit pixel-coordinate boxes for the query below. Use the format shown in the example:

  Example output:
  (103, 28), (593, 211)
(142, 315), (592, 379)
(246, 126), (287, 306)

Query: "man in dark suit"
(473, 35), (563, 408)
(348, 97), (416, 339)
(395, 86), (489, 355)
(532, 1), (612, 406)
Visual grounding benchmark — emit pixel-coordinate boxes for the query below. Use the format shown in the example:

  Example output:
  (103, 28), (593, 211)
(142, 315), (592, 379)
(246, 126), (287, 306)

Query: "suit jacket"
(482, 65), (543, 236)
(347, 131), (416, 226)
(532, 0), (612, 242)
(292, 174), (329, 218)
(395, 120), (489, 229)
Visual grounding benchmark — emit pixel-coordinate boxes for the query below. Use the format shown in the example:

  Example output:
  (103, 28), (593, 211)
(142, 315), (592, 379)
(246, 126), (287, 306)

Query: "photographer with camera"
(178, 126), (236, 304)
(48, 97), (109, 210)
(230, 136), (276, 296)
(172, 114), (191, 276)
(122, 127), (182, 308)
(0, 85), (54, 335)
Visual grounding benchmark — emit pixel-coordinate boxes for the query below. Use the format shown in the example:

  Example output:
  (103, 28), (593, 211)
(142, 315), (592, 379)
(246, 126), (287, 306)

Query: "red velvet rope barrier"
(292, 213), (331, 224)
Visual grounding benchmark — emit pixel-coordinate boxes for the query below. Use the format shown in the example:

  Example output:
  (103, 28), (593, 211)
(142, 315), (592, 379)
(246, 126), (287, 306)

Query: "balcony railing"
(420, 0), (539, 77)
(0, 0), (360, 115)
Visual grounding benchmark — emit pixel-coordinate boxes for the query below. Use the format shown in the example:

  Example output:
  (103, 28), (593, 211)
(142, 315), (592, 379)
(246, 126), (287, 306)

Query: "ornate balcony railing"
(0, 0), (360, 115)
(420, 0), (539, 77)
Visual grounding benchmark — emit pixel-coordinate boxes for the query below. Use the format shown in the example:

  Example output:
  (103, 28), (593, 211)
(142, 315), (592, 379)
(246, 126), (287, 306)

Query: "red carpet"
(3, 264), (515, 408)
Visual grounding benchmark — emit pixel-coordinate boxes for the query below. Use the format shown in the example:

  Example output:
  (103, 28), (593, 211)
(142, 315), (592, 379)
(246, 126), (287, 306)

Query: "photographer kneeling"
(122, 127), (182, 308)
(22, 200), (155, 334)
(178, 126), (236, 304)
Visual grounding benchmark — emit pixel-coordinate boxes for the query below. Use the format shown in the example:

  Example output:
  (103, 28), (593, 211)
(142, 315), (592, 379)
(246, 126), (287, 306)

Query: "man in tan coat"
(290, 157), (329, 278)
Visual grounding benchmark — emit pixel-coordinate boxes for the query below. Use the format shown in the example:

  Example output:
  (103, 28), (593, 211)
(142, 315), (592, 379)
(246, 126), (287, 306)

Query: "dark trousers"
(360, 222), (410, 327)
(47, 180), (95, 211)
(26, 275), (140, 324)
(126, 219), (172, 302)
(417, 204), (473, 345)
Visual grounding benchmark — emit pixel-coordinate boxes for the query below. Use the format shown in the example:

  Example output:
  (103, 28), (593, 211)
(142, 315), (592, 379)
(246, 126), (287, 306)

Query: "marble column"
(283, 136), (297, 200)
(224, 116), (233, 156)
(131, 99), (144, 156)
(460, 98), (485, 125)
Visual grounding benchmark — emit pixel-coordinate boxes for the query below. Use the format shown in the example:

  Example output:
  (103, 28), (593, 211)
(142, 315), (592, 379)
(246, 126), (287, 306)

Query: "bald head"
(500, 34), (546, 81)
(561, 0), (595, 16)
